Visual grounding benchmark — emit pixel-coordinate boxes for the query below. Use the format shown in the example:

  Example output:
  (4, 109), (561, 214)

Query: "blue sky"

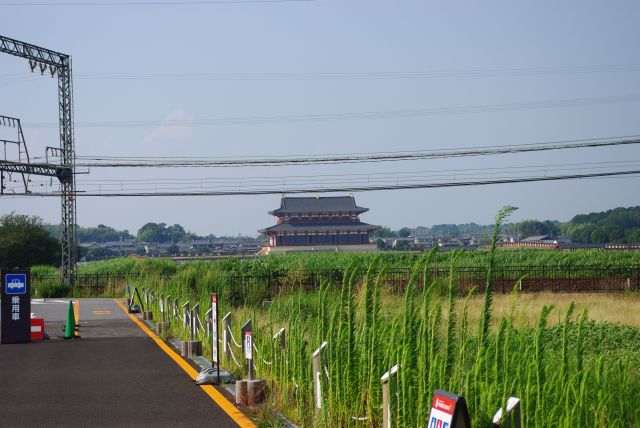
(1, 0), (639, 236)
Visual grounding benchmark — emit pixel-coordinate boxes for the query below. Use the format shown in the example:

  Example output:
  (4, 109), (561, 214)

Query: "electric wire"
(9, 169), (640, 197)
(3, 64), (640, 83)
(24, 94), (640, 129)
(0, 0), (315, 6)
(61, 137), (640, 168)
(23, 158), (640, 188)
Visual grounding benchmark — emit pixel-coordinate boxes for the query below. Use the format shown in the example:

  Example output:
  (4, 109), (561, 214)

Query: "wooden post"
(182, 301), (189, 330)
(381, 364), (399, 428)
(312, 341), (328, 410)
(241, 319), (253, 380)
(493, 397), (521, 428)
(235, 379), (248, 405)
(273, 327), (286, 348)
(156, 293), (165, 335)
(222, 312), (232, 364)
(190, 303), (200, 341)
(210, 293), (220, 385)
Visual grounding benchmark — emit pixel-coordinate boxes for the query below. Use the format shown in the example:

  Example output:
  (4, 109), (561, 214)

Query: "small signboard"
(244, 331), (253, 360)
(428, 390), (471, 428)
(1, 270), (31, 344)
(5, 274), (27, 295)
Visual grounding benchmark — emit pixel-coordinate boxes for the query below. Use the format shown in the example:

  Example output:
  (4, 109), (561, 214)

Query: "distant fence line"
(31, 265), (640, 296)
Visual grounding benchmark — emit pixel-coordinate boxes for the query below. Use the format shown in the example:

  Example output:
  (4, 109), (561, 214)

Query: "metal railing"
(31, 265), (640, 297)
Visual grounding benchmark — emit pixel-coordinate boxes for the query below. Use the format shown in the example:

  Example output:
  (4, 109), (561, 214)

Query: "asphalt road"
(0, 298), (241, 427)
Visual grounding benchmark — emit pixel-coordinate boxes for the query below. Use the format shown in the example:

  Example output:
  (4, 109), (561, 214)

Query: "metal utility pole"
(0, 35), (77, 284)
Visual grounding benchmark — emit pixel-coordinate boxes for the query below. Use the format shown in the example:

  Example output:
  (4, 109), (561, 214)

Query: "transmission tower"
(0, 35), (77, 284)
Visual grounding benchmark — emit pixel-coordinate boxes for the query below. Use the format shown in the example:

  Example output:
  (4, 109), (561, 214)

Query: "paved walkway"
(0, 298), (248, 427)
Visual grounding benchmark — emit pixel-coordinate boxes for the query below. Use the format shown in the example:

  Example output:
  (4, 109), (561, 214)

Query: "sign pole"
(211, 293), (221, 384)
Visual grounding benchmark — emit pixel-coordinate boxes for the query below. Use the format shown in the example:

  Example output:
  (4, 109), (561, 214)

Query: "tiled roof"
(270, 196), (368, 215)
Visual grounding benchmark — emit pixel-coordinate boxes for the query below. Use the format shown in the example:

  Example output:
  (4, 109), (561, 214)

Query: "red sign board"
(432, 394), (456, 415)
(428, 390), (470, 428)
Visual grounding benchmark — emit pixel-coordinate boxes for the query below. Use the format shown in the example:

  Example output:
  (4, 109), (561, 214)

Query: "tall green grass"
(129, 207), (640, 426)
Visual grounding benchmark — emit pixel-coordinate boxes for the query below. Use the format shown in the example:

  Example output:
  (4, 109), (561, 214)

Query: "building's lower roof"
(260, 222), (380, 234)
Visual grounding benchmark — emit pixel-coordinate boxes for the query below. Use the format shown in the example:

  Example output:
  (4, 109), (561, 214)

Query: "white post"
(381, 364), (399, 428)
(312, 341), (328, 409)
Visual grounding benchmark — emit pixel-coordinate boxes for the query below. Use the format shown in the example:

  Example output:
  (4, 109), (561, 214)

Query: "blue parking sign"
(5, 274), (27, 295)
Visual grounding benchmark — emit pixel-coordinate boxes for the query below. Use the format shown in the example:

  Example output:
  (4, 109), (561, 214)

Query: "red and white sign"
(428, 392), (456, 428)
(244, 331), (253, 360)
(30, 317), (45, 341)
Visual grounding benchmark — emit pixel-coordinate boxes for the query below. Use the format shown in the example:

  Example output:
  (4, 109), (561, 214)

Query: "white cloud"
(143, 108), (194, 144)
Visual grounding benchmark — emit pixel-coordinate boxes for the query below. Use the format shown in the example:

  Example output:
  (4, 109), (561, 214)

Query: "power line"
(19, 159), (638, 198)
(70, 135), (640, 162)
(70, 163), (640, 192)
(67, 137), (640, 168)
(25, 94), (640, 129)
(35, 158), (629, 186)
(11, 168), (640, 197)
(0, 0), (315, 6)
(67, 64), (640, 81)
(3, 64), (639, 87)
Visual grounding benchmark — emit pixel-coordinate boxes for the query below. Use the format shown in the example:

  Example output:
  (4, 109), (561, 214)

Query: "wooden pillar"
(241, 319), (253, 380)
(381, 364), (399, 428)
(222, 312), (232, 364)
(273, 327), (286, 348)
(312, 341), (328, 410)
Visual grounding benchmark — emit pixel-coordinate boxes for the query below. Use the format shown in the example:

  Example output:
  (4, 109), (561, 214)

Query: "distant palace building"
(258, 195), (380, 254)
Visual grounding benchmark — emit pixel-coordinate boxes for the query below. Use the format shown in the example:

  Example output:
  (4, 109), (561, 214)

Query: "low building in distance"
(259, 195), (380, 254)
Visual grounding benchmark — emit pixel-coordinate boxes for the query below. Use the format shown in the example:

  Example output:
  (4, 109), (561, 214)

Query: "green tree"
(398, 227), (412, 238)
(431, 224), (459, 237)
(166, 244), (180, 255)
(626, 228), (640, 243)
(590, 229), (609, 244)
(86, 247), (115, 261)
(0, 213), (60, 268)
(137, 222), (188, 243)
(375, 238), (387, 251)
(508, 219), (560, 239)
(372, 226), (395, 238)
(394, 240), (410, 250)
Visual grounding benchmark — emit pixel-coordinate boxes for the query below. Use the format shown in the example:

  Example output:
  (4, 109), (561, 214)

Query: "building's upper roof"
(259, 222), (379, 234)
(270, 196), (368, 215)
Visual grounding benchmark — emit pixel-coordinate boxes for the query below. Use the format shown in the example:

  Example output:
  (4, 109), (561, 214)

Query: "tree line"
(2, 205), (638, 268)
(373, 206), (640, 244)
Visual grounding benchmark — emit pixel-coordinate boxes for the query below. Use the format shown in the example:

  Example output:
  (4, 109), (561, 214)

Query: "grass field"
(455, 291), (640, 328)
(30, 210), (640, 426)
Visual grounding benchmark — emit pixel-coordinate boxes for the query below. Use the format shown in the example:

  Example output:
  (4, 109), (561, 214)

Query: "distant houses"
(78, 236), (261, 261)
